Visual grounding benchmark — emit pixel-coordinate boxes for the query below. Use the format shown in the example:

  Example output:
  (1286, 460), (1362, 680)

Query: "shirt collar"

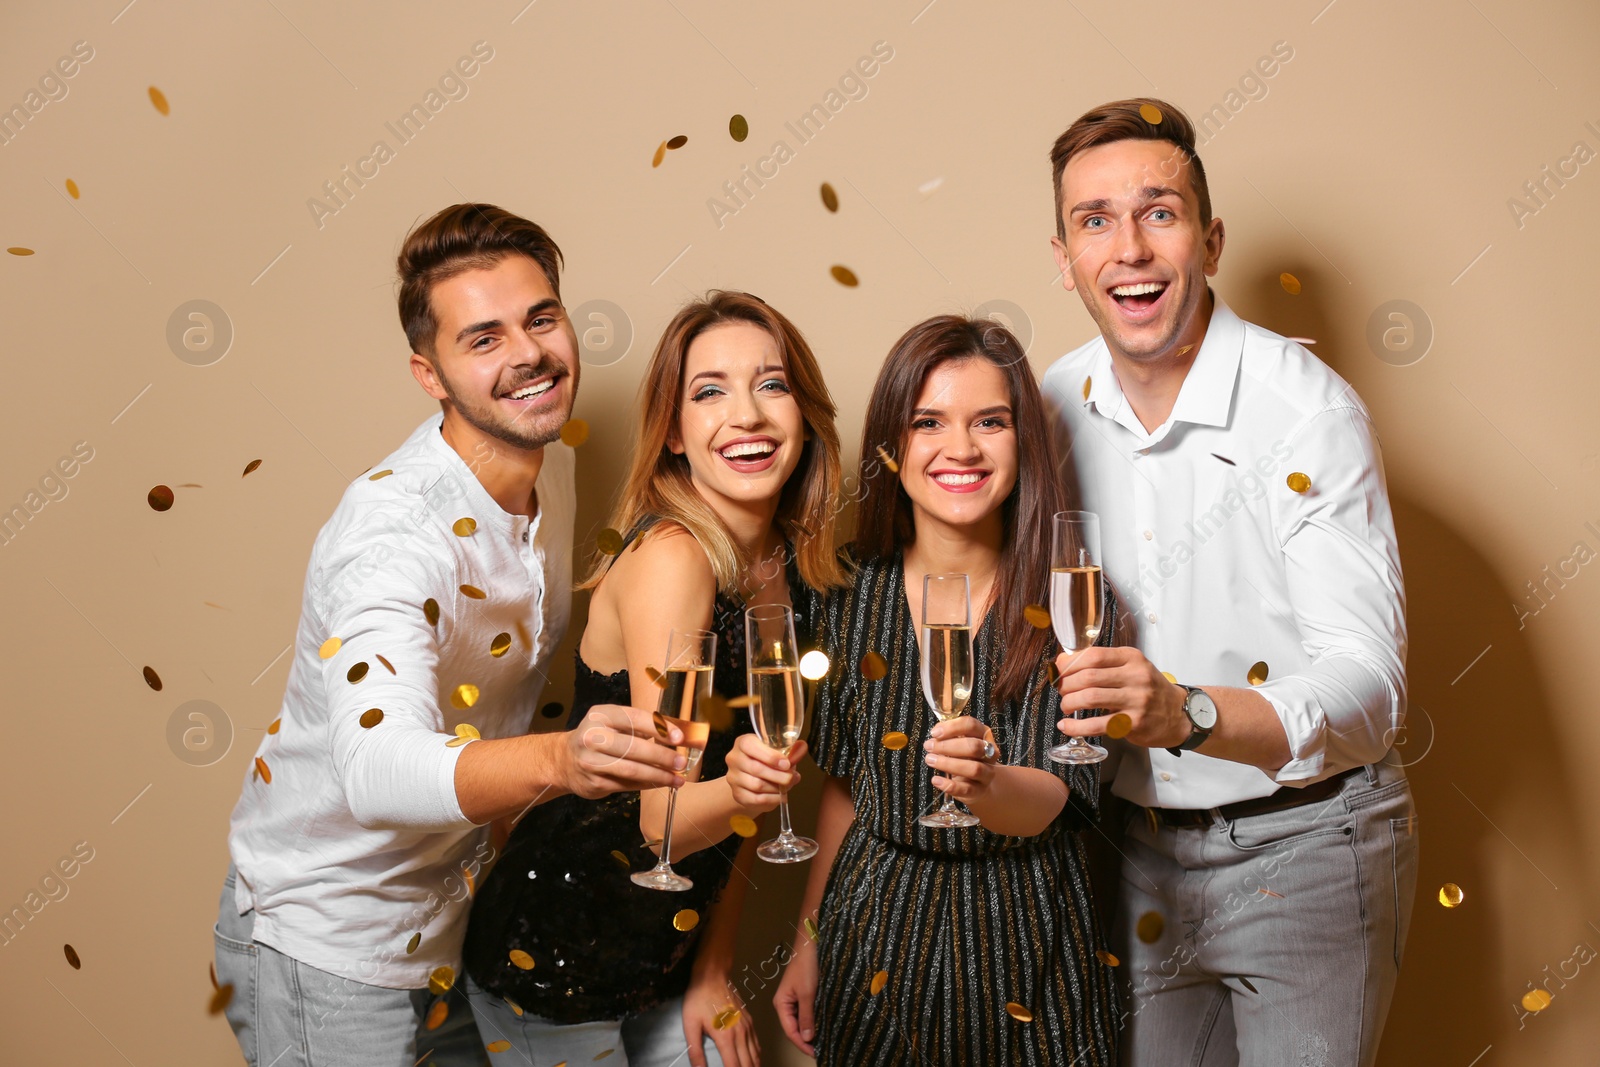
(418, 413), (534, 538)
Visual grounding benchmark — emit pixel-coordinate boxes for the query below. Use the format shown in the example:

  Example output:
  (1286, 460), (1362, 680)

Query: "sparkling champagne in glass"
(1048, 511), (1109, 764)
(918, 573), (981, 828)
(746, 604), (819, 863)
(631, 628), (716, 891)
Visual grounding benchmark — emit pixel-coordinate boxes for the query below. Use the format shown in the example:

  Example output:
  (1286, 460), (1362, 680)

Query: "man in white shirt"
(1041, 100), (1418, 1066)
(216, 203), (691, 1066)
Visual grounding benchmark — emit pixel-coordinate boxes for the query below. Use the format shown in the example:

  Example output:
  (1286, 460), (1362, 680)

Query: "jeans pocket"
(214, 925), (258, 1066)
(1225, 804), (1352, 852)
(1388, 813), (1421, 969)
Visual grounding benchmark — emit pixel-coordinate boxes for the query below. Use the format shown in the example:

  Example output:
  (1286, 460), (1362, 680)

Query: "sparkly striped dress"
(808, 552), (1120, 1065)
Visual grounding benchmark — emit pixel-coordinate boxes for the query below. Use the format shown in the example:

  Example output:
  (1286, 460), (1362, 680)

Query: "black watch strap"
(1166, 684), (1213, 757)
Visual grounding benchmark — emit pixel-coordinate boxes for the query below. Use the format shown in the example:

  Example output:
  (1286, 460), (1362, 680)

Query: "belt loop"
(1363, 763), (1379, 786)
(1208, 806), (1224, 828)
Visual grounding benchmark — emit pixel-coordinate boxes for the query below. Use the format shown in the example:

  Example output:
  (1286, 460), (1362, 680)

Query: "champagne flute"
(1047, 511), (1109, 764)
(631, 628), (716, 891)
(917, 573), (981, 829)
(745, 604), (819, 863)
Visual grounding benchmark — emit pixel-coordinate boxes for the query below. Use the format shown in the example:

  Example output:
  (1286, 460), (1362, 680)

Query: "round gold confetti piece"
(729, 114), (748, 141)
(368, 469), (394, 481)
(666, 134), (688, 150)
(1083, 376), (1092, 401)
(1106, 713), (1133, 740)
(1247, 661), (1269, 686)
(319, 637), (342, 659)
(1096, 949), (1119, 967)
(242, 459), (262, 476)
(453, 517), (478, 537)
(1522, 988), (1553, 1013)
(208, 983), (234, 1015)
(7, 247), (35, 255)
(713, 1007), (742, 1030)
(452, 684), (481, 711)
(148, 485), (175, 511)
(1438, 883), (1465, 908)
(729, 814), (758, 838)
(1279, 272), (1302, 295)
(406, 932), (421, 954)
(597, 528), (625, 556)
(505, 996), (524, 1016)
(148, 86), (170, 115)
(490, 632), (512, 658)
(376, 654), (395, 674)
(1136, 910), (1165, 944)
(142, 666), (163, 691)
(804, 916), (820, 942)
(610, 849), (631, 869)
(65, 179), (80, 199)
(869, 970), (889, 996)
(830, 265), (859, 287)
(541, 701), (565, 719)
(1023, 605), (1052, 630)
(428, 965), (456, 996)
(486, 1040), (512, 1053)
(1138, 102), (1163, 125)
(424, 599), (441, 626)
(347, 661), (369, 684)
(1286, 471), (1312, 494)
(645, 665), (667, 688)
(820, 182), (839, 212)
(560, 418), (590, 447)
(359, 708), (384, 729)
(255, 756), (272, 784)
(651, 141), (667, 168)
(460, 584), (487, 600)
(508, 948), (535, 970)
(445, 724), (482, 750)
(63, 944), (80, 969)
(1161, 671), (1177, 684)
(425, 999), (450, 1031)
(1006, 1002), (1035, 1023)
(703, 692), (732, 731)
(673, 909), (699, 932)
(860, 650), (888, 681)
(882, 731), (910, 751)
(268, 718), (281, 735)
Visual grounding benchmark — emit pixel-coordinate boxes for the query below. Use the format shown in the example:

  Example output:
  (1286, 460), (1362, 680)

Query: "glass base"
(918, 807), (981, 829)
(631, 867), (694, 892)
(1048, 740), (1109, 765)
(757, 834), (819, 864)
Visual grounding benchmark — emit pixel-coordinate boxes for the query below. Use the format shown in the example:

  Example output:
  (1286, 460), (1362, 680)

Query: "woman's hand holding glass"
(724, 734), (807, 814)
(923, 717), (1001, 803)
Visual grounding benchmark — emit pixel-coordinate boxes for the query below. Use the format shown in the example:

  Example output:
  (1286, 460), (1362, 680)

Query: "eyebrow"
(1068, 185), (1185, 217)
(453, 299), (562, 345)
(911, 405), (1013, 418)
(687, 363), (787, 387)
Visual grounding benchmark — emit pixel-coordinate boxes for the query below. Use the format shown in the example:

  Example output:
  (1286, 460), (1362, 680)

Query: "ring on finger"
(982, 740), (997, 762)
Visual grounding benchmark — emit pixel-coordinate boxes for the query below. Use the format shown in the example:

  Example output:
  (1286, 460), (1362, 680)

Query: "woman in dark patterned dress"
(774, 315), (1121, 1065)
(461, 292), (844, 1067)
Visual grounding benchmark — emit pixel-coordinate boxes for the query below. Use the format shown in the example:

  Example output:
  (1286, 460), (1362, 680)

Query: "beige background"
(2, 0), (1598, 1063)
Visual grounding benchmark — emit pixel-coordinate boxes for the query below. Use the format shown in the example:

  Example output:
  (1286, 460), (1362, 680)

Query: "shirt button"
(1143, 530), (1154, 541)
(522, 530), (529, 543)
(1146, 611), (1158, 623)
(1160, 772), (1172, 782)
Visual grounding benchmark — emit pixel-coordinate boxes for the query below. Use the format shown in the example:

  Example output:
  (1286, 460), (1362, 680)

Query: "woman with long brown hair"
(773, 315), (1120, 1064)
(462, 291), (845, 1066)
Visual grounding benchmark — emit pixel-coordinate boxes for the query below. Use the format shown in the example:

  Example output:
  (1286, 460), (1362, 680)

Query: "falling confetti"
(268, 718), (281, 735)
(376, 654), (396, 675)
(319, 637), (342, 659)
(515, 619), (531, 648)
(560, 418), (590, 447)
(347, 662), (370, 684)
(541, 702), (564, 719)
(1211, 453), (1237, 466)
(882, 731), (909, 751)
(918, 177), (944, 195)
(360, 708), (384, 729)
(369, 469), (394, 481)
(645, 666), (667, 689)
(148, 485), (175, 511)
(830, 265), (859, 287)
(726, 694), (758, 709)
(254, 757), (272, 784)
(1023, 605), (1052, 630)
(1438, 883), (1465, 908)
(609, 849), (630, 869)
(65, 179), (80, 199)
(596, 528), (625, 556)
(508, 949), (535, 970)
(869, 970), (889, 995)
(490, 632), (512, 658)
(1096, 949), (1119, 967)
(142, 666), (163, 691)
(407, 932), (421, 954)
(460, 584), (487, 599)
(1105, 713), (1133, 739)
(651, 141), (667, 168)
(148, 86), (170, 115)
(729, 814), (758, 838)
(208, 984), (234, 1015)
(673, 909), (699, 932)
(875, 445), (898, 473)
(595, 1053), (615, 1062)
(486, 1040), (511, 1053)
(1176, 344), (1194, 357)
(703, 692), (732, 731)
(210, 962), (218, 989)
(428, 966), (455, 996)
(1286, 472), (1312, 494)
(504, 997), (524, 1016)
(804, 917), (819, 942)
(1138, 102), (1163, 125)
(1279, 272), (1302, 295)
(820, 183), (839, 212)
(1286, 336), (1318, 345)
(1522, 988), (1553, 1013)
(729, 114), (748, 141)
(652, 710), (670, 738)
(713, 1007), (742, 1030)
(1247, 662), (1269, 686)
(7, 247), (35, 255)
(424, 599), (441, 626)
(425, 1000), (449, 1031)
(666, 134), (688, 150)
(860, 651), (888, 680)
(447, 722), (481, 748)
(1082, 376), (1092, 400)
(242, 459), (262, 476)
(1161, 671), (1177, 684)
(1136, 911), (1164, 943)
(1256, 887), (1284, 898)
(1006, 1002), (1035, 1023)
(63, 944), (80, 969)
(453, 517), (477, 537)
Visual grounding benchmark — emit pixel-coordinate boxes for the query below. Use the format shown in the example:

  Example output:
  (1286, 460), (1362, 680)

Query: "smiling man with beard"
(216, 204), (691, 1067)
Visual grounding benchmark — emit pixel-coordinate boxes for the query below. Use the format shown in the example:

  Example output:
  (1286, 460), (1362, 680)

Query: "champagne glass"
(917, 573), (981, 829)
(1048, 511), (1109, 764)
(745, 604), (819, 863)
(631, 628), (716, 891)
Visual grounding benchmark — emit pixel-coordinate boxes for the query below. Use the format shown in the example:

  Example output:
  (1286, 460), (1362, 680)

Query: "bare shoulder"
(603, 522), (716, 599)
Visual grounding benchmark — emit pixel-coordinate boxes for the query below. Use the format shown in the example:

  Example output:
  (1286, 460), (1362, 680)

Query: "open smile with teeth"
(719, 441), (776, 459)
(1109, 280), (1169, 313)
(934, 472), (986, 486)
(502, 378), (556, 401)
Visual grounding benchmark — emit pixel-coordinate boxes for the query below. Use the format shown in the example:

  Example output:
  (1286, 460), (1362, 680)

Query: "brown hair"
(581, 291), (846, 596)
(1050, 97), (1212, 241)
(853, 316), (1065, 708)
(396, 203), (564, 357)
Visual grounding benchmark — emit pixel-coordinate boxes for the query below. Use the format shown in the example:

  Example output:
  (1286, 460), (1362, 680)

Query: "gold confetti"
(665, 134), (688, 150)
(319, 637), (342, 659)
(63, 944), (80, 969)
(673, 909), (699, 932)
(65, 179), (80, 199)
(210, 961), (218, 989)
(1136, 911), (1164, 943)
(803, 917), (819, 942)
(7, 247), (36, 255)
(1023, 605), (1052, 630)
(1096, 949), (1119, 967)
(703, 692), (732, 731)
(460, 584), (487, 599)
(490, 632), (512, 658)
(1161, 671), (1177, 684)
(515, 619), (532, 648)
(360, 708), (384, 729)
(713, 1007), (742, 1030)
(148, 485), (175, 511)
(830, 265), (859, 287)
(1238, 976), (1260, 994)
(1006, 1002), (1034, 1022)
(541, 701), (565, 719)
(429, 966), (456, 996)
(1138, 102), (1163, 125)
(504, 997), (523, 1016)
(645, 665), (667, 688)
(1176, 344), (1194, 357)
(595, 1053), (614, 1062)
(1106, 713), (1133, 739)
(464, 868), (475, 896)
(726, 694), (759, 709)
(1247, 661), (1269, 686)
(424, 599), (440, 626)
(148, 86), (169, 115)
(821, 183), (839, 212)
(560, 418), (590, 447)
(268, 718), (281, 735)
(1438, 883), (1465, 908)
(368, 469), (393, 481)
(869, 970), (888, 995)
(1082, 376), (1092, 400)
(729, 814), (758, 838)
(882, 731), (909, 751)
(376, 654), (396, 675)
(347, 661), (370, 684)
(446, 723), (481, 748)
(425, 999), (449, 1031)
(652, 711), (670, 738)
(486, 1040), (511, 1053)
(142, 666), (163, 691)
(1256, 886), (1284, 898)
(1522, 988), (1553, 1013)
(407, 932), (421, 954)
(874, 444), (899, 473)
(729, 114), (748, 141)
(254, 757), (272, 784)
(596, 528), (624, 556)
(1286, 472), (1312, 494)
(508, 949), (535, 970)
(453, 517), (477, 537)
(610, 849), (630, 868)
(208, 983), (234, 1015)
(651, 141), (667, 168)
(860, 651), (888, 681)
(242, 459), (262, 476)
(1279, 272), (1302, 295)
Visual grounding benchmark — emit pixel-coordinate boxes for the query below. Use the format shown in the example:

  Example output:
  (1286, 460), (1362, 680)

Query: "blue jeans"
(213, 866), (489, 1067)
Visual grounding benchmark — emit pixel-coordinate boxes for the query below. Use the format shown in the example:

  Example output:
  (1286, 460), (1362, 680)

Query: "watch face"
(1190, 690), (1219, 729)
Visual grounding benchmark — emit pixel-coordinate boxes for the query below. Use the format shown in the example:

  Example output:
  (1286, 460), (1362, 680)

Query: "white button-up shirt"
(1041, 295), (1406, 810)
(228, 413), (574, 988)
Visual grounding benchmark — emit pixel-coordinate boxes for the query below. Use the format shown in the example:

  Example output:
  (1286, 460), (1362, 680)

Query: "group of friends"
(215, 98), (1418, 1067)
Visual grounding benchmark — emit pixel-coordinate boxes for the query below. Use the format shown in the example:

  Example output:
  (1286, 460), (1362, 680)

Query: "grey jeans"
(213, 867), (490, 1067)
(1115, 761), (1419, 1067)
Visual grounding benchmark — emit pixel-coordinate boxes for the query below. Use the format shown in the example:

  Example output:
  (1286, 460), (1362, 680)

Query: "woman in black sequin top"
(462, 292), (846, 1067)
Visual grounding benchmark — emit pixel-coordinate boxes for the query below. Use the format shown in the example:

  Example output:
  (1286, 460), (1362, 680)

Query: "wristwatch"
(1166, 685), (1217, 757)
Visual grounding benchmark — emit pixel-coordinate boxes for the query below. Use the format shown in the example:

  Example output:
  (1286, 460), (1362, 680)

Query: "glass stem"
(658, 787), (681, 869)
(777, 793), (795, 839)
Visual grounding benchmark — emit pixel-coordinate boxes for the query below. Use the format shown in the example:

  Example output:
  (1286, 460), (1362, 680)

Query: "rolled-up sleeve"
(1257, 405), (1407, 783)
